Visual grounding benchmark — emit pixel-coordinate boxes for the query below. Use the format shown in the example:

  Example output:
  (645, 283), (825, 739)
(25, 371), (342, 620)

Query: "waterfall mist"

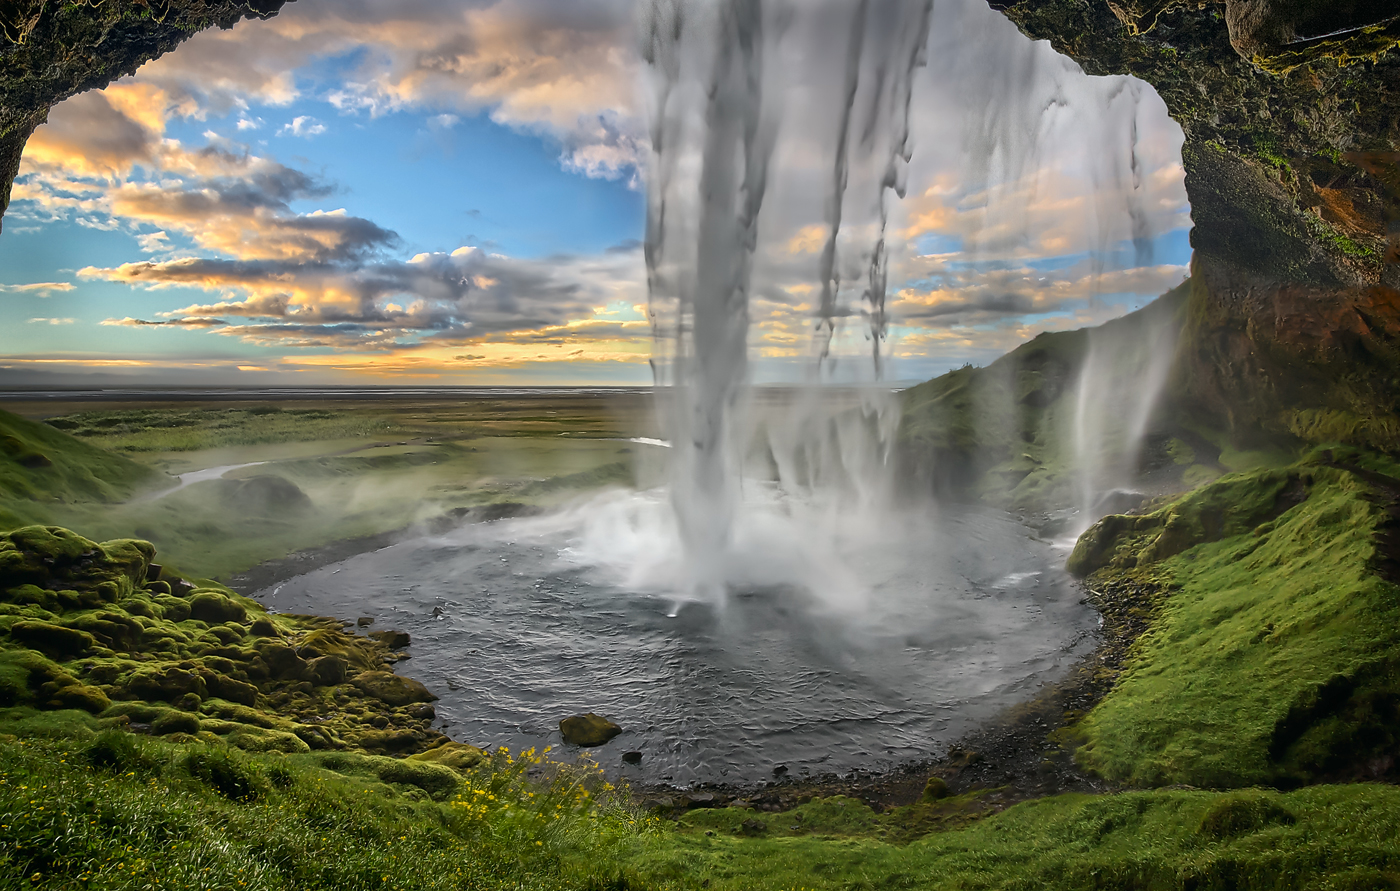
(640, 0), (931, 606)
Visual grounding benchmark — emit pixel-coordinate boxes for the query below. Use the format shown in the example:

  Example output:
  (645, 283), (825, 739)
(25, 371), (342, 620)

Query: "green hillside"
(0, 409), (162, 516)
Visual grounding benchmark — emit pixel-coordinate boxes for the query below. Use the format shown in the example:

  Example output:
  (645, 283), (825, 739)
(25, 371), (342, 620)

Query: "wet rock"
(146, 563), (163, 582)
(559, 712), (622, 747)
(356, 617), (375, 627)
(352, 670), (437, 707)
(771, 764), (788, 777)
(368, 629), (411, 649)
(622, 750), (643, 764)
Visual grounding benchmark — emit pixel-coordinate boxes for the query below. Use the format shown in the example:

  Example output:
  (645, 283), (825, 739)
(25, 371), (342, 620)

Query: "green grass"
(0, 729), (655, 890)
(6, 718), (1400, 890)
(43, 407), (411, 454)
(617, 786), (1400, 890)
(0, 412), (160, 514)
(1070, 453), (1400, 787)
(0, 399), (653, 580)
(897, 281), (1192, 510)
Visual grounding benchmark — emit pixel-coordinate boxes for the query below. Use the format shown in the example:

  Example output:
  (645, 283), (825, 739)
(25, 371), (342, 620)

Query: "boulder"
(124, 666), (207, 702)
(407, 741), (487, 772)
(304, 655), (347, 686)
(205, 674), (259, 707)
(9, 620), (94, 658)
(559, 712), (622, 747)
(351, 670), (436, 707)
(50, 683), (109, 714)
(188, 592), (247, 624)
(368, 629), (411, 649)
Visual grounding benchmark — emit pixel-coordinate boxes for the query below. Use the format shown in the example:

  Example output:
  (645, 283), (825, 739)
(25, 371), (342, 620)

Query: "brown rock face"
(0, 0), (291, 229)
(987, 0), (1400, 449)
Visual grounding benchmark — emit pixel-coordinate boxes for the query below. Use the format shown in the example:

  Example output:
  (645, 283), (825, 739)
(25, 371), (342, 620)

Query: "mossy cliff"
(982, 0), (1400, 454)
(1065, 447), (1400, 789)
(0, 521), (481, 762)
(0, 0), (290, 227)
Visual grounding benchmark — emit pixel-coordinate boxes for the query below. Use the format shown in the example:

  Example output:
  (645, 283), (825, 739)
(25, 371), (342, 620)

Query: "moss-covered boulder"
(8, 620), (94, 659)
(559, 713), (622, 747)
(188, 591), (248, 625)
(352, 671), (437, 707)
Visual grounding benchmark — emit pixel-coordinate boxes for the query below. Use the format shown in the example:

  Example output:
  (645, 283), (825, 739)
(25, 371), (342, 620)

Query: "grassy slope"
(619, 787), (1400, 890)
(0, 411), (161, 517)
(0, 728), (651, 891)
(897, 281), (1199, 509)
(1068, 451), (1400, 787)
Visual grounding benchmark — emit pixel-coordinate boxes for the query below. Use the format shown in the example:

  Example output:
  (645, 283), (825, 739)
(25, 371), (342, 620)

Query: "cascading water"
(641, 0), (932, 604)
(261, 0), (1184, 785)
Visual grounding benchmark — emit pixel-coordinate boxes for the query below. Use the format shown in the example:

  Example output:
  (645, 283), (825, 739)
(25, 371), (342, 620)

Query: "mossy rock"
(188, 592), (247, 625)
(351, 671), (436, 707)
(375, 758), (460, 800)
(303, 655), (346, 687)
(205, 674), (258, 707)
(49, 683), (109, 714)
(559, 713), (622, 747)
(8, 620), (95, 658)
(407, 741), (486, 771)
(152, 594), (191, 622)
(122, 665), (208, 703)
(0, 648), (65, 706)
(151, 710), (202, 736)
(227, 728), (310, 754)
(201, 699), (287, 731)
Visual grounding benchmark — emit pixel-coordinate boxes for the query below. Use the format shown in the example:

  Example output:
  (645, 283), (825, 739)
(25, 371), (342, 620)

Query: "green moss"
(1072, 460), (1400, 787)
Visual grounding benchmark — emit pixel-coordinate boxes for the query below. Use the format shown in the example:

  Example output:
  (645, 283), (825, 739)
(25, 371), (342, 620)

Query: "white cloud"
(1, 282), (75, 296)
(279, 115), (327, 138)
(28, 317), (76, 325)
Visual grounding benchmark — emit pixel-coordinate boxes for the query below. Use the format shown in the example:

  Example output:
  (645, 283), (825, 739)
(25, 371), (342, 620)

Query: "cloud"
(86, 243), (649, 352)
(129, 0), (643, 180)
(427, 113), (460, 130)
(279, 115), (327, 137)
(28, 317), (76, 325)
(1, 282), (74, 296)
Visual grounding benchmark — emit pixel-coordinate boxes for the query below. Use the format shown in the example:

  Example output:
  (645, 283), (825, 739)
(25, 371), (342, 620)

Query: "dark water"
(257, 495), (1097, 787)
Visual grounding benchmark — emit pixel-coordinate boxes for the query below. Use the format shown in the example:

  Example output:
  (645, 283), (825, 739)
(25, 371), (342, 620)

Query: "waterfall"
(640, 0), (931, 603)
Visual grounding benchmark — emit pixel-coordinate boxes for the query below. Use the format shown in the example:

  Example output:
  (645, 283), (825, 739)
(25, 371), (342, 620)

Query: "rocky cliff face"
(0, 0), (289, 229)
(985, 0), (1400, 449)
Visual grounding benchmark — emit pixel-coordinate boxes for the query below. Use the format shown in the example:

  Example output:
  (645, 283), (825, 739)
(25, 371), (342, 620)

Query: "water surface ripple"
(257, 499), (1096, 787)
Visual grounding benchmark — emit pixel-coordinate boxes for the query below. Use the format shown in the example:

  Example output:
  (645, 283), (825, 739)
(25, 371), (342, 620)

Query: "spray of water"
(640, 0), (932, 604)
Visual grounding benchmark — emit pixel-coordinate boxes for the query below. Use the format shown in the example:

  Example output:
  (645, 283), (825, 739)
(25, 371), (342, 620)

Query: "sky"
(0, 0), (1191, 388)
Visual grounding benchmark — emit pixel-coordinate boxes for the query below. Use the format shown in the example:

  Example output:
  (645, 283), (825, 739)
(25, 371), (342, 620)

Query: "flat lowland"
(0, 390), (659, 581)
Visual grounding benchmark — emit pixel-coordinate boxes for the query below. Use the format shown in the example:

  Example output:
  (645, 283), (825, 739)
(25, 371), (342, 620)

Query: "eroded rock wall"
(0, 0), (289, 228)
(988, 0), (1400, 447)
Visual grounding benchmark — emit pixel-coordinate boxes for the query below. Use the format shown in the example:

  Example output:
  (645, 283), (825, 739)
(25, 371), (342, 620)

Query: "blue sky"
(0, 0), (1190, 387)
